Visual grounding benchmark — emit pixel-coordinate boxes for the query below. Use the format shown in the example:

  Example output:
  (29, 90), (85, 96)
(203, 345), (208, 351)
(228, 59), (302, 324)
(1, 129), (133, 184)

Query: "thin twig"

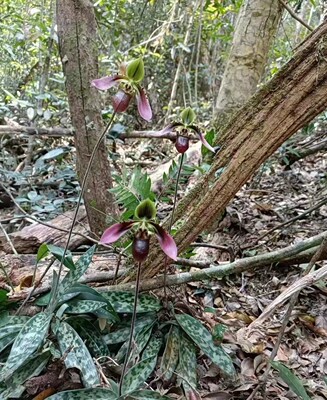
(278, 0), (313, 31)
(0, 222), (18, 255)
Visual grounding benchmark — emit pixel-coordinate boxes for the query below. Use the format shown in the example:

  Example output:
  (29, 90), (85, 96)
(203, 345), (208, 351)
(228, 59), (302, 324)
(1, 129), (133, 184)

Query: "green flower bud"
(181, 107), (196, 125)
(126, 58), (145, 83)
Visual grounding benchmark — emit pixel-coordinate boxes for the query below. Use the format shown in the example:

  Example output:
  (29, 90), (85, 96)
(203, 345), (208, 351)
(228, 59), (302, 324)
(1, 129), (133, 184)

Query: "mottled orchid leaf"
(103, 313), (157, 345)
(59, 245), (96, 295)
(61, 285), (118, 321)
(176, 333), (198, 397)
(176, 314), (236, 378)
(122, 390), (172, 399)
(116, 322), (155, 364)
(271, 361), (311, 400)
(65, 299), (107, 314)
(0, 312), (51, 380)
(46, 244), (75, 270)
(101, 291), (162, 313)
(0, 314), (29, 328)
(0, 324), (24, 340)
(47, 388), (117, 400)
(55, 321), (100, 387)
(160, 325), (180, 381)
(142, 334), (162, 360)
(0, 324), (25, 354)
(121, 356), (157, 395)
(2, 351), (50, 398)
(181, 107), (196, 125)
(126, 58), (144, 82)
(0, 331), (20, 354)
(67, 317), (109, 358)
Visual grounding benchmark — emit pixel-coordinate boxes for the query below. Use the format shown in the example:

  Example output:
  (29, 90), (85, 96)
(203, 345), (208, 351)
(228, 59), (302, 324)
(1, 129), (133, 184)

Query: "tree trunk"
(214, 0), (283, 126)
(137, 20), (327, 280)
(56, 0), (116, 236)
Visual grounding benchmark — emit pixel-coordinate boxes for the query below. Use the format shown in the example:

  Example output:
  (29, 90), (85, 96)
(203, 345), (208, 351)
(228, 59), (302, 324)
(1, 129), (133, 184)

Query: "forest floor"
(0, 129), (326, 400)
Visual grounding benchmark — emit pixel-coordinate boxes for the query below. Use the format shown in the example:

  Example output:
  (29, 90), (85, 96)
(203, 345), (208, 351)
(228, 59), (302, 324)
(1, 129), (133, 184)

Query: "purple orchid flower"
(160, 108), (215, 154)
(91, 58), (152, 122)
(100, 199), (177, 262)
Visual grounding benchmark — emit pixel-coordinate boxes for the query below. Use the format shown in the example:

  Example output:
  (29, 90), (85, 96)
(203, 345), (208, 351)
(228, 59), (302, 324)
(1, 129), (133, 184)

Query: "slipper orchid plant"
(100, 199), (177, 262)
(91, 58), (152, 121)
(160, 107), (216, 154)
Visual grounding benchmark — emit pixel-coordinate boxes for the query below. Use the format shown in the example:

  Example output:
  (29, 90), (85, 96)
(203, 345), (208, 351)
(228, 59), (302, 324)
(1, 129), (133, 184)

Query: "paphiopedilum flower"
(100, 199), (177, 262)
(160, 108), (215, 154)
(91, 58), (152, 122)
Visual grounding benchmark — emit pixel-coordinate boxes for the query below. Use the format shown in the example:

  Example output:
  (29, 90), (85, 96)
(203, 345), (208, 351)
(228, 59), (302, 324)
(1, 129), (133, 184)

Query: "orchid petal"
(159, 122), (183, 136)
(136, 87), (152, 121)
(91, 75), (124, 90)
(150, 222), (178, 260)
(113, 90), (132, 113)
(189, 125), (216, 153)
(100, 222), (134, 244)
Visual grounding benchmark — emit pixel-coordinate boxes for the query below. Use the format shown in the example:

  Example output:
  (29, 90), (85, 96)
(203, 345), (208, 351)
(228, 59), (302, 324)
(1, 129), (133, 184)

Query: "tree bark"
(214, 0), (283, 126)
(56, 0), (116, 236)
(137, 21), (327, 280)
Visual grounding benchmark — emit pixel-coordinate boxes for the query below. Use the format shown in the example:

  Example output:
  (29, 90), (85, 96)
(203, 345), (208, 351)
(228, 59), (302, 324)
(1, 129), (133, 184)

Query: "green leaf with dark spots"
(46, 388), (117, 400)
(2, 351), (50, 399)
(0, 324), (24, 353)
(103, 313), (157, 345)
(46, 244), (75, 270)
(121, 356), (157, 395)
(0, 331), (20, 354)
(176, 333), (197, 396)
(175, 314), (236, 378)
(271, 361), (311, 400)
(0, 314), (29, 328)
(59, 246), (96, 295)
(142, 334), (162, 360)
(160, 325), (180, 381)
(65, 300), (107, 314)
(0, 312), (51, 380)
(67, 317), (109, 358)
(55, 321), (100, 388)
(101, 291), (161, 313)
(117, 322), (155, 364)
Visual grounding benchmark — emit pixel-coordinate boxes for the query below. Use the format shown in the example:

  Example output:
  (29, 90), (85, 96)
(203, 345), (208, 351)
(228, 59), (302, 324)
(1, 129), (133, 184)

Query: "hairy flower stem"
(164, 153), (185, 299)
(119, 261), (142, 396)
(48, 110), (118, 312)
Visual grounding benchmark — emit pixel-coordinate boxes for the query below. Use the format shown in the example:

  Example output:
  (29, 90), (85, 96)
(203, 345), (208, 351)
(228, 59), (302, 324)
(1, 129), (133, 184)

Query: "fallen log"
(0, 207), (90, 254)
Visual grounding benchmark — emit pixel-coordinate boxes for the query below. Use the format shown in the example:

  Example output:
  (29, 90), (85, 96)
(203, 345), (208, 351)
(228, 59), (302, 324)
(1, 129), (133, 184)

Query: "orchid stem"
(164, 153), (185, 300)
(48, 110), (117, 312)
(119, 261), (142, 396)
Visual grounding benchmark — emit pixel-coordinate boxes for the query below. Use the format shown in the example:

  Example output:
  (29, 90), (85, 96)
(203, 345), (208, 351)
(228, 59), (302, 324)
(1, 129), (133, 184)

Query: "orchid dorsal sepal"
(181, 107), (196, 125)
(135, 199), (157, 220)
(126, 58), (145, 83)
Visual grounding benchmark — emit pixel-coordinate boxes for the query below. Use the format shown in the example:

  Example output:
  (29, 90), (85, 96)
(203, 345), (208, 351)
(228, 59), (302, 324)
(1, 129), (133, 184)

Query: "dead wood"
(0, 208), (90, 254)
